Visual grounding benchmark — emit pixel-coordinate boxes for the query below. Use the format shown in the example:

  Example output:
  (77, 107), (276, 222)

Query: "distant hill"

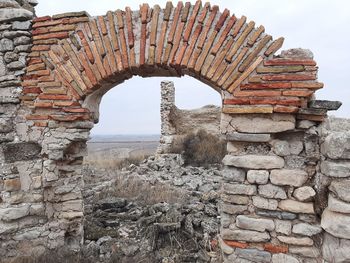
(89, 134), (160, 143)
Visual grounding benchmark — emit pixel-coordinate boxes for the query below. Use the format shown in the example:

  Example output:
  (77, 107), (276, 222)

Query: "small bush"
(180, 129), (226, 167)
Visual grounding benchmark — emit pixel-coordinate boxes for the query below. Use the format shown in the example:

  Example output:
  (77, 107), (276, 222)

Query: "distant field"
(85, 135), (160, 168)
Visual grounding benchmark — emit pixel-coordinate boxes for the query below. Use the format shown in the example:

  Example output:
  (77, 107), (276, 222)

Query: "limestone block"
(12, 21), (31, 30)
(0, 204), (30, 221)
(0, 38), (14, 52)
(235, 248), (272, 263)
(252, 196), (278, 210)
(278, 200), (314, 214)
(272, 253), (299, 263)
(289, 246), (320, 258)
(256, 210), (297, 220)
(0, 8), (33, 23)
(292, 223), (322, 236)
(226, 132), (271, 142)
(293, 186), (316, 202)
(275, 219), (292, 235)
(329, 180), (350, 202)
(328, 194), (350, 213)
(270, 169), (308, 187)
(222, 228), (270, 242)
(321, 160), (350, 178)
(247, 170), (269, 184)
(0, 0), (21, 8)
(223, 155), (284, 169)
(322, 233), (350, 263)
(277, 235), (313, 246)
(236, 215), (275, 232)
(258, 184), (287, 199)
(322, 132), (350, 159)
(321, 208), (350, 239)
(221, 167), (246, 182)
(220, 194), (250, 205)
(223, 183), (257, 196)
(221, 203), (247, 215)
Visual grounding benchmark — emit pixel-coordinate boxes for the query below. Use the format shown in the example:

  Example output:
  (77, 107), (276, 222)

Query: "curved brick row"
(22, 1), (325, 126)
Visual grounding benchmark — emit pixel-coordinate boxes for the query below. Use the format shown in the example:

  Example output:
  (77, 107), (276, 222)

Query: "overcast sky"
(36, 0), (350, 135)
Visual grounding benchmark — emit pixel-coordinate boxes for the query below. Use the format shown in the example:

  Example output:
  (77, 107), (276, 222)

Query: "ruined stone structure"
(0, 0), (349, 262)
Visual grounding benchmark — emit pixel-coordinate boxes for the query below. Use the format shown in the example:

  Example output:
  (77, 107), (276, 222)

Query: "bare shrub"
(177, 129), (226, 167)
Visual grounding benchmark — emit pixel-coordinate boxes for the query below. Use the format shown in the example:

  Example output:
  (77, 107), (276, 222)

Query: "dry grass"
(85, 154), (148, 170)
(112, 173), (190, 205)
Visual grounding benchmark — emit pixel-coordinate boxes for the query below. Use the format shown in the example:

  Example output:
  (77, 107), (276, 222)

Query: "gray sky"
(36, 0), (350, 135)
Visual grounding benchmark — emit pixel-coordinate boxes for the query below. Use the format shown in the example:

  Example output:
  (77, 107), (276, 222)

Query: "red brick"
(27, 58), (43, 65)
(215, 9), (230, 31)
(291, 82), (324, 89)
(283, 90), (314, 97)
(50, 114), (90, 122)
(63, 107), (89, 113)
(211, 15), (236, 55)
(167, 2), (183, 44)
(98, 16), (108, 35)
(274, 105), (299, 113)
(32, 32), (69, 41)
(265, 37), (284, 56)
(224, 240), (249, 249)
(140, 3), (149, 24)
(23, 87), (42, 94)
(198, 2), (210, 23)
(263, 243), (288, 254)
(264, 59), (317, 66)
(249, 98), (302, 107)
(32, 27), (49, 35)
(231, 16), (246, 37)
(234, 90), (282, 97)
(38, 94), (71, 100)
(31, 45), (51, 52)
(183, 0), (201, 42)
(261, 74), (316, 81)
(53, 101), (81, 107)
(34, 101), (53, 108)
(77, 30), (95, 64)
(33, 16), (51, 23)
(241, 83), (292, 90)
(140, 23), (147, 66)
(125, 7), (135, 47)
(196, 5), (218, 49)
(34, 121), (48, 127)
(223, 98), (250, 105)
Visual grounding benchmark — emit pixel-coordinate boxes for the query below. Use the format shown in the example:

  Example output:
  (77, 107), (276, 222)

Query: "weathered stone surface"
(0, 38), (14, 52)
(322, 132), (350, 159)
(12, 20), (31, 30)
(3, 142), (41, 163)
(236, 215), (275, 232)
(236, 248), (272, 263)
(222, 167), (246, 183)
(277, 235), (313, 246)
(309, 100), (342, 110)
(270, 169), (308, 187)
(329, 180), (350, 202)
(4, 178), (21, 191)
(7, 61), (25, 70)
(289, 246), (320, 258)
(252, 196), (278, 210)
(275, 219), (291, 235)
(223, 155), (284, 169)
(297, 120), (316, 129)
(247, 170), (269, 184)
(0, 0), (21, 8)
(272, 253), (299, 263)
(278, 200), (314, 214)
(14, 36), (31, 45)
(221, 194), (250, 205)
(222, 228), (270, 242)
(221, 203), (247, 215)
(321, 208), (350, 239)
(256, 209), (297, 220)
(258, 184), (287, 199)
(0, 205), (30, 221)
(328, 194), (350, 213)
(280, 48), (313, 59)
(226, 133), (271, 142)
(321, 160), (350, 178)
(292, 223), (322, 236)
(223, 114), (295, 133)
(322, 233), (350, 263)
(293, 186), (316, 202)
(0, 8), (33, 22)
(223, 183), (257, 196)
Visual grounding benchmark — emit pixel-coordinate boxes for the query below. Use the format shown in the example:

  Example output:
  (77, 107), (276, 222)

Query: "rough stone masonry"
(0, 0), (349, 262)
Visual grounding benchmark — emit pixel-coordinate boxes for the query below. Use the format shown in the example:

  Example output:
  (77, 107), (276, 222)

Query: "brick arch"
(22, 0), (324, 126)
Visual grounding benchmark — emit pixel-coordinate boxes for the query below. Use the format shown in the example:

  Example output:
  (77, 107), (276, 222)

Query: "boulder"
(236, 248), (271, 263)
(328, 194), (350, 213)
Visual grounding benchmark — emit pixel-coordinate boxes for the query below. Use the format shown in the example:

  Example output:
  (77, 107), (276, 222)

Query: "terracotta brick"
(140, 3), (149, 24)
(239, 35), (272, 72)
(223, 99), (250, 105)
(175, 44), (187, 66)
(168, 2), (183, 44)
(61, 39), (84, 72)
(22, 80), (39, 87)
(32, 32), (69, 41)
(183, 0), (201, 42)
(207, 37), (234, 78)
(194, 31), (217, 73)
(89, 40), (107, 79)
(169, 21), (185, 65)
(39, 82), (62, 88)
(33, 39), (58, 45)
(34, 101), (53, 108)
(48, 24), (76, 33)
(125, 7), (134, 47)
(98, 16), (108, 35)
(228, 56), (263, 92)
(211, 15), (236, 55)
(181, 2), (191, 22)
(77, 52), (98, 86)
(115, 9), (124, 29)
(76, 30), (95, 63)
(223, 240), (249, 249)
(198, 2), (210, 23)
(163, 2), (173, 21)
(181, 24), (202, 67)
(227, 21), (255, 62)
(223, 105), (273, 114)
(26, 114), (50, 120)
(231, 16), (247, 37)
(51, 114), (90, 122)
(297, 114), (325, 122)
(196, 5), (218, 49)
(27, 58), (43, 65)
(256, 65), (305, 74)
(263, 243), (288, 254)
(89, 20), (106, 56)
(140, 23), (147, 66)
(53, 101), (81, 107)
(261, 74), (316, 81)
(27, 63), (46, 72)
(150, 5), (160, 46)
(107, 12), (119, 50)
(28, 69), (50, 76)
(32, 27), (49, 35)
(274, 105), (299, 113)
(42, 88), (66, 95)
(234, 90), (282, 97)
(241, 82), (292, 90)
(215, 9), (230, 31)
(247, 25), (265, 46)
(38, 94), (71, 100)
(38, 75), (55, 82)
(249, 98), (301, 106)
(63, 107), (89, 113)
(33, 16), (51, 23)
(264, 59), (317, 66)
(118, 25), (129, 69)
(156, 21), (168, 65)
(291, 82), (324, 89)
(282, 90), (314, 97)
(265, 37), (285, 56)
(34, 121), (48, 127)
(23, 87), (42, 94)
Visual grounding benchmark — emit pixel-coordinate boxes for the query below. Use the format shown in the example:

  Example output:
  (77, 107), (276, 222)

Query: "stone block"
(277, 235), (313, 246)
(292, 223), (322, 236)
(256, 209), (297, 220)
(320, 160), (350, 178)
(223, 183), (257, 196)
(329, 180), (350, 202)
(247, 170), (269, 184)
(4, 178), (21, 191)
(221, 167), (246, 183)
(220, 194), (250, 205)
(270, 169), (308, 187)
(328, 194), (350, 213)
(252, 196), (278, 210)
(223, 154), (284, 169)
(3, 142), (41, 163)
(293, 186), (316, 202)
(0, 8), (33, 23)
(222, 228), (270, 242)
(275, 219), (292, 235)
(236, 215), (275, 232)
(258, 184), (287, 199)
(235, 248), (271, 263)
(278, 199), (314, 214)
(322, 132), (350, 159)
(12, 21), (31, 30)
(221, 203), (247, 215)
(272, 253), (299, 263)
(322, 233), (350, 263)
(321, 208), (350, 239)
(0, 204), (30, 221)
(289, 246), (320, 258)
(226, 132), (271, 142)
(0, 38), (14, 52)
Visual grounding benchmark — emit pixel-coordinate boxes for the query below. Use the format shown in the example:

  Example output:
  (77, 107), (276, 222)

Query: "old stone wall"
(0, 1), (349, 262)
